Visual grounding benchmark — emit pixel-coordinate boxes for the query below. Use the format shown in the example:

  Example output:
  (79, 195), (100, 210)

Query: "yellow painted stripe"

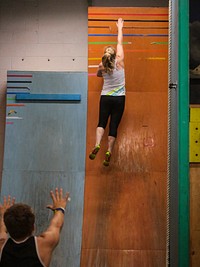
(88, 58), (101, 61)
(146, 57), (166, 60)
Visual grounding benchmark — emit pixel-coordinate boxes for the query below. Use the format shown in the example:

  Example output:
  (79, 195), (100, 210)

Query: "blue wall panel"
(1, 71), (87, 267)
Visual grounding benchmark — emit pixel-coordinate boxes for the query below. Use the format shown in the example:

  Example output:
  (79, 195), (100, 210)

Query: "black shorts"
(97, 95), (125, 138)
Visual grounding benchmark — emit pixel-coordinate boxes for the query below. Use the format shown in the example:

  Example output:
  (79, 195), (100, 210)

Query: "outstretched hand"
(0, 196), (15, 216)
(46, 188), (70, 211)
(116, 18), (124, 29)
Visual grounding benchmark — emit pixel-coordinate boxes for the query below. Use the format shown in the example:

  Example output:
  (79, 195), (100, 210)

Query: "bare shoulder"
(0, 237), (7, 251)
(36, 234), (59, 267)
(37, 231), (59, 249)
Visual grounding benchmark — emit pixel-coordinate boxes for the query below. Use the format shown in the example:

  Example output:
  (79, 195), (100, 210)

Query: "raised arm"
(39, 188), (69, 245)
(37, 188), (70, 266)
(116, 18), (124, 66)
(0, 196), (15, 249)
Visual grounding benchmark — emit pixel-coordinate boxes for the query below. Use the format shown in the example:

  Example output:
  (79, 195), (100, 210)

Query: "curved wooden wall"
(81, 7), (168, 267)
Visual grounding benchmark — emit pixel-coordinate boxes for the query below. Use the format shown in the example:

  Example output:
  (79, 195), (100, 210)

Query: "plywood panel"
(82, 172), (166, 249)
(81, 249), (165, 267)
(82, 7), (168, 267)
(190, 167), (200, 267)
(86, 91), (167, 173)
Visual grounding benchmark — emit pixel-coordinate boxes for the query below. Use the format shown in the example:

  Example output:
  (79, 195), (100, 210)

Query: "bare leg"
(107, 135), (116, 153)
(89, 127), (105, 160)
(95, 127), (105, 146)
(103, 135), (115, 166)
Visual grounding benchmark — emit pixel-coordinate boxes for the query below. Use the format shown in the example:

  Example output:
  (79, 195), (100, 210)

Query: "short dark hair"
(4, 203), (35, 240)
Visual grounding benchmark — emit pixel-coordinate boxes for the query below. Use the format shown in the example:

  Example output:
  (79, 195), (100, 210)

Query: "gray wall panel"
(1, 71), (87, 267)
(3, 71), (87, 172)
(1, 170), (84, 267)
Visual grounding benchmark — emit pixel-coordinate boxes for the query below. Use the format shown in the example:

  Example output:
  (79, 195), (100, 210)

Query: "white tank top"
(101, 61), (125, 96)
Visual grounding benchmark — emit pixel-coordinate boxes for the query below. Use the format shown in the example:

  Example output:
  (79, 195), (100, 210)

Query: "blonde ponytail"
(102, 46), (116, 74)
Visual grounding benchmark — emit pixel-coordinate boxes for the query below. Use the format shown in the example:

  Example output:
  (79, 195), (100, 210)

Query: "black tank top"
(0, 236), (44, 267)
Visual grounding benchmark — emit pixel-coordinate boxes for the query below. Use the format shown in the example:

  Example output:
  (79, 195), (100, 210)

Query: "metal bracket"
(169, 82), (178, 90)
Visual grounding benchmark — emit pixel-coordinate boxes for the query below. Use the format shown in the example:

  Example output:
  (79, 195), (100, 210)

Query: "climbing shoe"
(103, 151), (111, 166)
(89, 145), (100, 160)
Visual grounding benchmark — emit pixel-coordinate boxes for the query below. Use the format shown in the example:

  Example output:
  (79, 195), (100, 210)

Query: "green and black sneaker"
(103, 151), (111, 166)
(89, 145), (100, 160)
